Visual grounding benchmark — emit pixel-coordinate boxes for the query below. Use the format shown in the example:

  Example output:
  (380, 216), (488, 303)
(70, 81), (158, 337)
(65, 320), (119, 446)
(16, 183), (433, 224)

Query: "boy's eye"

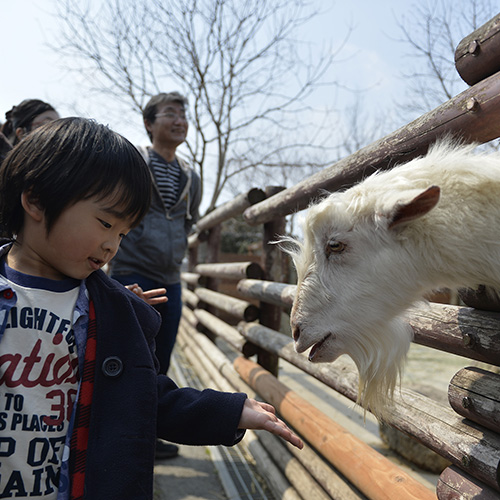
(99, 219), (112, 229)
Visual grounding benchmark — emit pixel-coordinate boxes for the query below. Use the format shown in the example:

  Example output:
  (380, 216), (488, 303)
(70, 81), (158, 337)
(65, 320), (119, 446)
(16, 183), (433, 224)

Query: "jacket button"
(3, 289), (14, 299)
(102, 357), (123, 377)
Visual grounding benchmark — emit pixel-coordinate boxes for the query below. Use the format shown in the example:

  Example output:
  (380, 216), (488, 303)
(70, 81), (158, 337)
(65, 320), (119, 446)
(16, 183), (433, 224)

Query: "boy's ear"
(21, 191), (44, 222)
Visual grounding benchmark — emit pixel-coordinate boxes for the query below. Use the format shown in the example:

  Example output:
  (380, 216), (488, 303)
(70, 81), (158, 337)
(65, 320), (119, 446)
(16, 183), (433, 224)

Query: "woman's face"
(30, 110), (60, 130)
(16, 109), (60, 141)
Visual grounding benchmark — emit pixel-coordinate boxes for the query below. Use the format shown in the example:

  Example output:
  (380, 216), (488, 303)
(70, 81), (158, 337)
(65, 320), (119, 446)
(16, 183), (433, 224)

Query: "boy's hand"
(126, 284), (168, 306)
(238, 398), (303, 449)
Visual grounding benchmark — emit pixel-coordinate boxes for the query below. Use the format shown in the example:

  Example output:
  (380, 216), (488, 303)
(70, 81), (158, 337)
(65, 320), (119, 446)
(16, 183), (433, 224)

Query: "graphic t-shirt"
(0, 265), (80, 499)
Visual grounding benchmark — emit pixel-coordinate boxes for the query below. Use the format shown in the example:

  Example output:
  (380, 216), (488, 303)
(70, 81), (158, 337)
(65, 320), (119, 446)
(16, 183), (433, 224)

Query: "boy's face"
(15, 195), (133, 280)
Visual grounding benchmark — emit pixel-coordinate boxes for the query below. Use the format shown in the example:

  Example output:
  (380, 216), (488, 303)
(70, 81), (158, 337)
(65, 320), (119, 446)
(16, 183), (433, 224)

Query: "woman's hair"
(0, 117), (152, 238)
(2, 99), (57, 145)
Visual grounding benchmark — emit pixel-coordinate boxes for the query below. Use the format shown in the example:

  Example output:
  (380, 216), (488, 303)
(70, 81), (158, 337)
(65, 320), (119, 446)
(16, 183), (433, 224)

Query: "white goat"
(283, 139), (500, 416)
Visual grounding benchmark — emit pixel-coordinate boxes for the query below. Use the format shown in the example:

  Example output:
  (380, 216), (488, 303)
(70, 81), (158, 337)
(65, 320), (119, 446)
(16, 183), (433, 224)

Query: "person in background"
(0, 130), (11, 165)
(110, 91), (200, 459)
(0, 117), (303, 500)
(1, 98), (60, 146)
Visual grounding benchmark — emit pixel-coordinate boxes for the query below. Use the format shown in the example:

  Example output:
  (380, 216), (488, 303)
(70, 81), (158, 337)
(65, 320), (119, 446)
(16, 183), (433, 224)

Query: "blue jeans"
(111, 274), (182, 375)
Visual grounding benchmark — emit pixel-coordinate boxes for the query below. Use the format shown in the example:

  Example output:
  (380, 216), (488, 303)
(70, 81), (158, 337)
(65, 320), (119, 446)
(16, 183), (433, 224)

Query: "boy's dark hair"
(0, 117), (152, 238)
(2, 99), (56, 145)
(142, 92), (188, 141)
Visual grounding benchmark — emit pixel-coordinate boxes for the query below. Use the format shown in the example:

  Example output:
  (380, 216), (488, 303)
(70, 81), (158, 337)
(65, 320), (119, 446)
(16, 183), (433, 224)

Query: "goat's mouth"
(308, 333), (333, 362)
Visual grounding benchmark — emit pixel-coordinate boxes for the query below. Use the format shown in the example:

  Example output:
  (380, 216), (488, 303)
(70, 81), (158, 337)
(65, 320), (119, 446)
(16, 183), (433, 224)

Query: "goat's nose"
(292, 323), (301, 342)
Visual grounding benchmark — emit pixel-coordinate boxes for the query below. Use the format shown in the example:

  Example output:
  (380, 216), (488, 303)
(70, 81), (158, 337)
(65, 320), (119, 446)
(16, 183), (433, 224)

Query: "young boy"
(0, 118), (302, 500)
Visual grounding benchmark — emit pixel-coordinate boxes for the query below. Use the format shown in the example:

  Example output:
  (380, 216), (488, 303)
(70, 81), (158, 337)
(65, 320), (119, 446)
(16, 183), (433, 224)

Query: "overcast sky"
(0, 0), (427, 146)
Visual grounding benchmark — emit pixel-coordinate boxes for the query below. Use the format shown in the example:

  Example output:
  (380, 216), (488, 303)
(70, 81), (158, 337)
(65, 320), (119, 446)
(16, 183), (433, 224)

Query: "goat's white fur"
(283, 139), (500, 417)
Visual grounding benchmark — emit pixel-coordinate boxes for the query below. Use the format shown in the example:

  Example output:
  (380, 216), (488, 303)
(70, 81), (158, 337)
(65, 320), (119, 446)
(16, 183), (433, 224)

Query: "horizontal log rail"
(195, 261), (263, 280)
(243, 71), (500, 226)
(236, 321), (500, 492)
(455, 14), (500, 86)
(237, 279), (295, 310)
(407, 303), (500, 367)
(437, 465), (500, 500)
(181, 288), (199, 309)
(181, 272), (207, 287)
(192, 307), (257, 357)
(196, 188), (266, 233)
(194, 286), (259, 321)
(234, 356), (437, 500)
(448, 367), (500, 434)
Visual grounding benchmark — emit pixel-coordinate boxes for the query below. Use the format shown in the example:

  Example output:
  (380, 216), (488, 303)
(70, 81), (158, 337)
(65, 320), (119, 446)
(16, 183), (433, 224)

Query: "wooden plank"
(283, 440), (368, 500)
(237, 279), (295, 310)
(448, 367), (500, 433)
(455, 14), (500, 86)
(195, 261), (263, 280)
(193, 308), (257, 356)
(180, 272), (207, 287)
(195, 286), (259, 321)
(243, 71), (500, 226)
(257, 431), (332, 500)
(408, 303), (500, 366)
(234, 356), (437, 500)
(437, 465), (500, 499)
(196, 188), (266, 232)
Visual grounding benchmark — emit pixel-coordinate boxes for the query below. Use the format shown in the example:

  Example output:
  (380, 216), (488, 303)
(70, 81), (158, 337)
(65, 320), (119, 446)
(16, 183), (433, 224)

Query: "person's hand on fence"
(126, 283), (168, 306)
(238, 398), (303, 449)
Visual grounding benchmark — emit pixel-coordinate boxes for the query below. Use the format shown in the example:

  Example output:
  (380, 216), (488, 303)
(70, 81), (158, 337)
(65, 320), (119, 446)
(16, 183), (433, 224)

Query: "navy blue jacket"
(82, 270), (246, 498)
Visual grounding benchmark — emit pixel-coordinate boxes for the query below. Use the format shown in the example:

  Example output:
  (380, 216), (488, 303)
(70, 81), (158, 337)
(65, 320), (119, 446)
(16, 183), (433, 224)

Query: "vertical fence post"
(258, 186), (287, 376)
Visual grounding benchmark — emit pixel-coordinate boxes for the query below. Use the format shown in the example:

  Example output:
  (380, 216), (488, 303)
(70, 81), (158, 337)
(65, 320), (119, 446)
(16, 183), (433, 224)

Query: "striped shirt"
(150, 151), (181, 210)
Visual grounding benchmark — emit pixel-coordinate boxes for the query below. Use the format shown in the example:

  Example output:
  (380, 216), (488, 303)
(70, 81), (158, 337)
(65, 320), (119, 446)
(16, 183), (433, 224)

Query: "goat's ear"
(388, 186), (440, 229)
(275, 237), (301, 255)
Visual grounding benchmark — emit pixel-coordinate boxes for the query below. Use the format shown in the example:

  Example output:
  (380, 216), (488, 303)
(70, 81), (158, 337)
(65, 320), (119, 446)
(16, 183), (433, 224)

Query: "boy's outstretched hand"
(238, 398), (303, 449)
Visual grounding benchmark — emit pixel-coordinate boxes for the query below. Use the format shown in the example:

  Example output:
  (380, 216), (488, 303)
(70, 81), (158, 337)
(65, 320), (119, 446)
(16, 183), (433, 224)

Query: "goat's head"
(282, 184), (440, 415)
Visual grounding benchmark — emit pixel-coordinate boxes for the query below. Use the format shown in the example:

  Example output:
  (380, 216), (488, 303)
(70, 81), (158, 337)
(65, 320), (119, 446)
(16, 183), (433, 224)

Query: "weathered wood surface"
(237, 321), (500, 492)
(257, 431), (332, 500)
(193, 308), (257, 357)
(195, 261), (263, 280)
(196, 188), (266, 232)
(181, 305), (197, 328)
(187, 229), (208, 248)
(243, 71), (500, 226)
(234, 356), (437, 500)
(448, 366), (500, 434)
(194, 286), (259, 321)
(181, 288), (199, 309)
(237, 279), (295, 310)
(258, 186), (287, 375)
(455, 14), (500, 86)
(180, 272), (207, 288)
(408, 303), (500, 367)
(437, 465), (500, 499)
(282, 440), (368, 500)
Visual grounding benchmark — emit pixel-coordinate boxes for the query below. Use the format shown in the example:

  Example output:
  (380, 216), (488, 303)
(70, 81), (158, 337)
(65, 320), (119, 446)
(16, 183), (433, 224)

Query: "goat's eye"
(326, 240), (346, 257)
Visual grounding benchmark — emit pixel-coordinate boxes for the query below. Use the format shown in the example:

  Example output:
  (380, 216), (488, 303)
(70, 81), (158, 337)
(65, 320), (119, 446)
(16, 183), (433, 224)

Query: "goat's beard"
(345, 316), (413, 419)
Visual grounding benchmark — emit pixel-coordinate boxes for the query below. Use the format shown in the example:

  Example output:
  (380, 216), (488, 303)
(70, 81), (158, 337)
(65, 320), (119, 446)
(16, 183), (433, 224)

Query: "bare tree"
(396, 0), (497, 117)
(53, 0), (346, 213)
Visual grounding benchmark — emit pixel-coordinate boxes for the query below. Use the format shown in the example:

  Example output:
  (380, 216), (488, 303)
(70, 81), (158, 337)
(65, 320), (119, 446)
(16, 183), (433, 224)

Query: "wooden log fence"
(179, 14), (500, 499)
